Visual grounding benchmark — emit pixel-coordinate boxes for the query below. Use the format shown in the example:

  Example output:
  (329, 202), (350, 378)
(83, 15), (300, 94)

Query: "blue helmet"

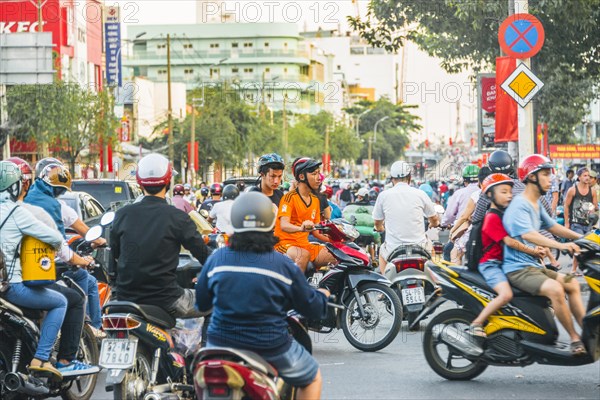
(419, 183), (434, 200)
(258, 153), (284, 174)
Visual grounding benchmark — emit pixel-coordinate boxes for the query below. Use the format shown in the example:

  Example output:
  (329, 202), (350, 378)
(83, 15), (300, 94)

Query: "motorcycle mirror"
(85, 225), (103, 242)
(100, 211), (116, 226)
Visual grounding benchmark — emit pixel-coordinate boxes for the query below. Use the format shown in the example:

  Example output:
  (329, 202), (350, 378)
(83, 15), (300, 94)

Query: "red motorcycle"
(304, 219), (402, 352)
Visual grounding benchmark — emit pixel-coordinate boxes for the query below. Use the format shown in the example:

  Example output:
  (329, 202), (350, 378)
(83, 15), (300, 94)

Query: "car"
(223, 176), (259, 192)
(59, 191), (106, 227)
(70, 179), (143, 211)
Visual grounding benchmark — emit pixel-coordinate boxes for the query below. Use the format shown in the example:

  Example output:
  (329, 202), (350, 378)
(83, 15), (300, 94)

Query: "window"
(243, 68), (254, 73)
(183, 43), (193, 50)
(350, 46), (365, 55)
(232, 42), (239, 48)
(265, 68), (270, 73)
(184, 68), (194, 79)
(157, 44), (166, 50)
(157, 69), (167, 75)
(209, 43), (220, 48)
(283, 67), (288, 74)
(245, 93), (254, 101)
(210, 68), (220, 79)
(264, 42), (270, 47)
(337, 65), (341, 71)
(367, 47), (385, 55)
(266, 93), (272, 102)
(284, 42), (288, 48)
(232, 67), (239, 73)
(243, 42), (253, 48)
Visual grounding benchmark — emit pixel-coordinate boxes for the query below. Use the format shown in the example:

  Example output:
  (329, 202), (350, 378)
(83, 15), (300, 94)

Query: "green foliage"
(349, 0), (600, 143)
(6, 82), (118, 169)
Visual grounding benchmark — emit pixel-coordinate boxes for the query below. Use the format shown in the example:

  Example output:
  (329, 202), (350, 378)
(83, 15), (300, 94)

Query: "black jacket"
(111, 196), (209, 307)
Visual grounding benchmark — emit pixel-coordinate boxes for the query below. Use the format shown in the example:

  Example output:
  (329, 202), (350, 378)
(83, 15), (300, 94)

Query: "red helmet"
(173, 184), (185, 195)
(210, 183), (223, 195)
(518, 154), (554, 182)
(136, 154), (173, 187)
(7, 157), (33, 180)
(482, 173), (514, 194)
(322, 185), (334, 198)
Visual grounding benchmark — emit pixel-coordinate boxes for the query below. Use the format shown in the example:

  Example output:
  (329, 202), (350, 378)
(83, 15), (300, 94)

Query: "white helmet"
(390, 161), (412, 179)
(357, 187), (369, 197)
(136, 154), (173, 187)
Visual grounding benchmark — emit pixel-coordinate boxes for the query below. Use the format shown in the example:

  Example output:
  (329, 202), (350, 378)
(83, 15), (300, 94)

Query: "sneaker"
(56, 360), (100, 377)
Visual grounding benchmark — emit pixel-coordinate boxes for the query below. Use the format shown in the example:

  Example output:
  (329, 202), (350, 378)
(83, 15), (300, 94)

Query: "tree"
(349, 0), (600, 143)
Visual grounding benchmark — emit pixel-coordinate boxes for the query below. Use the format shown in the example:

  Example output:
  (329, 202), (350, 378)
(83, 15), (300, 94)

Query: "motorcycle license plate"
(401, 287), (425, 305)
(309, 272), (323, 288)
(99, 338), (137, 369)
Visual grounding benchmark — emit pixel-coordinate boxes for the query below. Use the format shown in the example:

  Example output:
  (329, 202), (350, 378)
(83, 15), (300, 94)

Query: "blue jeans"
(5, 283), (67, 361)
(63, 268), (101, 329)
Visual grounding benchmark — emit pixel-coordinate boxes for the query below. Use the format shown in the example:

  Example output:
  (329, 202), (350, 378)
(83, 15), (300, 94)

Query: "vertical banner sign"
(188, 142), (199, 171)
(495, 57), (518, 143)
(477, 73), (497, 150)
(104, 6), (121, 87)
(536, 123), (549, 156)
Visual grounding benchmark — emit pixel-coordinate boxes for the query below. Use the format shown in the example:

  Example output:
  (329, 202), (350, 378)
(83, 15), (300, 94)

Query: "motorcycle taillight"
(393, 258), (425, 273)
(102, 316), (141, 330)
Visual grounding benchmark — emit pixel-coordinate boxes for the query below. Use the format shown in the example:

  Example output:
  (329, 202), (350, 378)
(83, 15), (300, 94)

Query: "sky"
(111, 0), (478, 144)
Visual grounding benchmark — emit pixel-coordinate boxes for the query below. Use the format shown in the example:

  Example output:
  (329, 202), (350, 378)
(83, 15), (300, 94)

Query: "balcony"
(125, 48), (310, 64)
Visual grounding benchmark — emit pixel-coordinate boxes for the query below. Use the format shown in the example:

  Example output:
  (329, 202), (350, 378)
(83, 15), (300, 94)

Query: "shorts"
(478, 260), (507, 288)
(206, 339), (318, 388)
(276, 242), (324, 262)
(507, 266), (559, 295)
(570, 223), (590, 236)
(167, 289), (211, 318)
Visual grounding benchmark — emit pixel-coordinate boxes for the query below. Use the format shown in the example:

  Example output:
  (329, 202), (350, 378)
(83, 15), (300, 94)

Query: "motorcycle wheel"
(113, 342), (152, 400)
(60, 324), (99, 400)
(341, 282), (402, 352)
(423, 309), (488, 380)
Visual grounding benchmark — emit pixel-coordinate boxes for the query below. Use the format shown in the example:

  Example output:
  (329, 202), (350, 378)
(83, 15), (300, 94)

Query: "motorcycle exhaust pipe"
(144, 393), (181, 400)
(435, 325), (484, 358)
(3, 372), (50, 396)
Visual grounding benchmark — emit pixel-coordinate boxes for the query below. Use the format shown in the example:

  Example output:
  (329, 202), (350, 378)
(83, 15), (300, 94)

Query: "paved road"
(89, 257), (599, 400)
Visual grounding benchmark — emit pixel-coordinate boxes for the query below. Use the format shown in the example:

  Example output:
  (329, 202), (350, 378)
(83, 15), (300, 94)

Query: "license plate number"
(100, 339), (137, 369)
(401, 287), (425, 305)
(308, 272), (323, 288)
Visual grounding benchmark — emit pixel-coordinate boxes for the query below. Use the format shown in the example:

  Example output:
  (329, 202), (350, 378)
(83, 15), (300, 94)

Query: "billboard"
(476, 73), (496, 151)
(104, 6), (121, 87)
(549, 145), (600, 160)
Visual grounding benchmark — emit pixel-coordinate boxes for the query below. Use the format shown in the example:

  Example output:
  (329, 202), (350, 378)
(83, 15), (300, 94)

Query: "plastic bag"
(171, 317), (205, 357)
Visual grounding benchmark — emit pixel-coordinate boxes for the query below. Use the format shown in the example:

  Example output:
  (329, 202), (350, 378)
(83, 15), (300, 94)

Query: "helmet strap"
(527, 172), (547, 196)
(7, 181), (22, 202)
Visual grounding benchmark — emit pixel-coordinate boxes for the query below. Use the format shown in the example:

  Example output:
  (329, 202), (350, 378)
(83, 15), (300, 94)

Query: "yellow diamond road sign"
(500, 62), (544, 107)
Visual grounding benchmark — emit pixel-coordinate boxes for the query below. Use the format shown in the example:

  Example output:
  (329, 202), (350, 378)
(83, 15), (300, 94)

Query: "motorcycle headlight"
(337, 223), (360, 240)
(216, 235), (226, 248)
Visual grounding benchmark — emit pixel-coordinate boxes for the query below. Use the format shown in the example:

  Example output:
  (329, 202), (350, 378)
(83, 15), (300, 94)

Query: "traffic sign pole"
(515, 0), (534, 164)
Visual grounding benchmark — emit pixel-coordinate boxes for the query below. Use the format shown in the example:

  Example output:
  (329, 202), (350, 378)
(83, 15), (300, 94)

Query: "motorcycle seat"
(450, 267), (533, 298)
(103, 301), (176, 329)
(195, 347), (278, 378)
(0, 297), (44, 320)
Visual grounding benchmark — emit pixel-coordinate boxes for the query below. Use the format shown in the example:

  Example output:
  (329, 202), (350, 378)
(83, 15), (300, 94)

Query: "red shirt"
(439, 184), (448, 194)
(479, 211), (508, 264)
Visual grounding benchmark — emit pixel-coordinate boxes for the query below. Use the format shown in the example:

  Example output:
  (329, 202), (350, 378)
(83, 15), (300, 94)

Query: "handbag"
(20, 235), (56, 287)
(0, 206), (20, 294)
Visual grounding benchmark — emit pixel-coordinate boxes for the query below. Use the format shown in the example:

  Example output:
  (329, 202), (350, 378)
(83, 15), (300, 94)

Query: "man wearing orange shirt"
(275, 158), (337, 272)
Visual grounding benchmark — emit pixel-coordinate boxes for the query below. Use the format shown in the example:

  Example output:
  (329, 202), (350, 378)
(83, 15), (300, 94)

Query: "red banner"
(322, 153), (331, 174)
(549, 145), (600, 160)
(536, 123), (549, 157)
(188, 142), (199, 171)
(481, 78), (496, 113)
(495, 57), (518, 143)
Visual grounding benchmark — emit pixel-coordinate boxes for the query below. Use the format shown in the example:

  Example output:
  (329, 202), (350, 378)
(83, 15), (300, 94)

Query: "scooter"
(383, 244), (438, 331)
(412, 230), (600, 380)
(303, 219), (403, 352)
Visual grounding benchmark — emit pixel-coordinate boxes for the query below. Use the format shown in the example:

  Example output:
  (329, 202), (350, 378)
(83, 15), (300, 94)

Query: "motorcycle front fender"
(105, 368), (127, 389)
(346, 270), (391, 289)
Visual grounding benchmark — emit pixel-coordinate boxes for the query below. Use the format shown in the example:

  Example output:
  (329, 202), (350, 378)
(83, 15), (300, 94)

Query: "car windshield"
(71, 182), (129, 210)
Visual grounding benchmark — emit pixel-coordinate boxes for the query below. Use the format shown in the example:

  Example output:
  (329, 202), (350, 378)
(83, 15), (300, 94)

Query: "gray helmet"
(0, 161), (23, 201)
(222, 184), (240, 200)
(231, 192), (276, 233)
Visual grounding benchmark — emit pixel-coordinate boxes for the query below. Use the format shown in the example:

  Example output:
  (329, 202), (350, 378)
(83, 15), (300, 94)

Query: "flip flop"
(466, 324), (487, 338)
(570, 340), (587, 356)
(28, 360), (63, 379)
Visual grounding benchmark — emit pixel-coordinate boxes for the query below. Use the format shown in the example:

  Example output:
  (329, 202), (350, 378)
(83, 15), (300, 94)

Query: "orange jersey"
(274, 189), (321, 246)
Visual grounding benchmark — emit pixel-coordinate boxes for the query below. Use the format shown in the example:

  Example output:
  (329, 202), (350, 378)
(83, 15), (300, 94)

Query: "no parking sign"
(498, 13), (545, 59)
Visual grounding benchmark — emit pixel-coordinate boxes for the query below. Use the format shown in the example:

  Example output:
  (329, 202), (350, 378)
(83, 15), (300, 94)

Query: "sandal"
(466, 324), (487, 338)
(570, 340), (587, 356)
(28, 359), (62, 378)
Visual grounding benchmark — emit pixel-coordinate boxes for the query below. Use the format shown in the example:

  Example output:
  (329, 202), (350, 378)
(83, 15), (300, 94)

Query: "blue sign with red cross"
(498, 13), (545, 59)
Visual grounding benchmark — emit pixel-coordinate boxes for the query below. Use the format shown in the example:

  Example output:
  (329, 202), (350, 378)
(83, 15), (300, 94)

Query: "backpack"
(0, 206), (20, 294)
(340, 189), (352, 203)
(465, 208), (503, 271)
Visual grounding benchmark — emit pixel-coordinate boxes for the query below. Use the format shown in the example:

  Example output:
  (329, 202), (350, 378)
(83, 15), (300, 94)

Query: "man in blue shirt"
(503, 155), (585, 355)
(197, 192), (330, 399)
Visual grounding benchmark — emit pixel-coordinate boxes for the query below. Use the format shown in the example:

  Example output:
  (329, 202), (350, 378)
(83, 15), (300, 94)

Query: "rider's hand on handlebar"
(534, 246), (547, 259)
(561, 242), (580, 255)
(91, 237), (107, 248)
(300, 220), (315, 232)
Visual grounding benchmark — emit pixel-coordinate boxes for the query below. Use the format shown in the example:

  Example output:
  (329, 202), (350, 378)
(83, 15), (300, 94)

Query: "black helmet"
(231, 192), (276, 233)
(258, 153), (284, 175)
(200, 187), (209, 197)
(292, 157), (322, 181)
(210, 183), (223, 195)
(368, 189), (378, 201)
(222, 184), (240, 200)
(488, 150), (514, 174)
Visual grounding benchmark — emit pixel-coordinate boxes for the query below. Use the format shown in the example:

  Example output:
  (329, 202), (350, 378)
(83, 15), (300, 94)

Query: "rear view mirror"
(85, 225), (103, 242)
(100, 211), (116, 226)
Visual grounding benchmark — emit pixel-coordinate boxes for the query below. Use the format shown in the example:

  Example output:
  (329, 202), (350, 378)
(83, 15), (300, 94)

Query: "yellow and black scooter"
(411, 230), (600, 380)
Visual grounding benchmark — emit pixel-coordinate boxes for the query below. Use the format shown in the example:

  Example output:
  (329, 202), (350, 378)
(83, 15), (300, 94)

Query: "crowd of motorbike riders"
(0, 148), (598, 398)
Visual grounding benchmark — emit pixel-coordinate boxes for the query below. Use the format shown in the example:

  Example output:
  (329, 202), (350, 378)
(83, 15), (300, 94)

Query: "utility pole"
(190, 101), (196, 186)
(367, 137), (373, 178)
(324, 125), (330, 175)
(282, 93), (288, 160)
(38, 0), (43, 32)
(167, 33), (174, 193)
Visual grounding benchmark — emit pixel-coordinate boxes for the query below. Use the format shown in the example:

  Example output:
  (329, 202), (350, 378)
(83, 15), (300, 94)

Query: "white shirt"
(372, 182), (437, 249)
(209, 200), (234, 235)
(59, 199), (79, 228)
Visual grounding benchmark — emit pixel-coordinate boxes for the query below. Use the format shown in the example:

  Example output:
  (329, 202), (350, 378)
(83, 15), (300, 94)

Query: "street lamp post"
(369, 116), (390, 178)
(356, 109), (371, 138)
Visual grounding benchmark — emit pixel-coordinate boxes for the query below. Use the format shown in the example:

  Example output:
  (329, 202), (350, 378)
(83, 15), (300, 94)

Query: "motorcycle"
(0, 220), (113, 400)
(304, 219), (402, 352)
(383, 244), (438, 331)
(412, 230), (600, 380)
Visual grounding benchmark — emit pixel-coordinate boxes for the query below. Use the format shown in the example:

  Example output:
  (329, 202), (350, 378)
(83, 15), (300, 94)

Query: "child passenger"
(468, 174), (546, 337)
